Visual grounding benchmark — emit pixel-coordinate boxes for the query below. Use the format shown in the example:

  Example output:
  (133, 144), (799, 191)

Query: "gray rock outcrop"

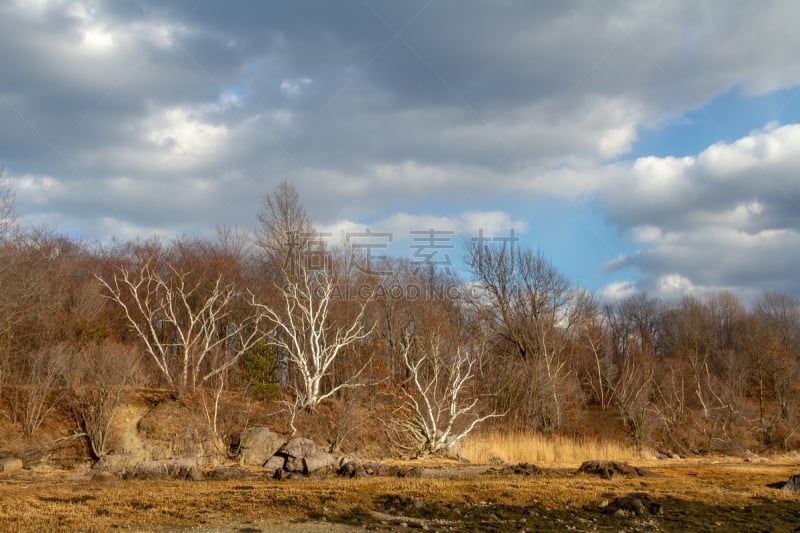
(238, 427), (285, 467)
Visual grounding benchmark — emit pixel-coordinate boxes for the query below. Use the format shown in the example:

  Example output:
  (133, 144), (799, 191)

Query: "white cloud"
(316, 210), (527, 245)
(145, 106), (230, 166)
(599, 280), (638, 301)
(631, 225), (661, 243)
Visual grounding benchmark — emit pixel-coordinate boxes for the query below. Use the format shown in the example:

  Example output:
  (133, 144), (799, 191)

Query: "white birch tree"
(395, 334), (503, 456)
(253, 268), (372, 411)
(97, 262), (263, 394)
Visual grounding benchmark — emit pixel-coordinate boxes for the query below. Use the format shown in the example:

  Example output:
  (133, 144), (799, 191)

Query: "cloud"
(594, 123), (800, 301)
(316, 210), (527, 245)
(599, 280), (638, 302)
(280, 77), (312, 97)
(1, 1), (800, 300)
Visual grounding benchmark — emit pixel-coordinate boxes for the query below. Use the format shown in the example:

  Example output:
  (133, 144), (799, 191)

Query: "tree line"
(0, 175), (798, 458)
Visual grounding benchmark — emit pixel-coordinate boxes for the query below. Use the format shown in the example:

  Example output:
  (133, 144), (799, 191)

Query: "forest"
(1, 176), (799, 463)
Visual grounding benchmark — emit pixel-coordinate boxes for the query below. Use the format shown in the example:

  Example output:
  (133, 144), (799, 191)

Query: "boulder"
(337, 459), (367, 479)
(780, 474), (800, 492)
(303, 452), (339, 474)
(578, 460), (648, 479)
(238, 427), (285, 467)
(93, 454), (144, 473)
(263, 455), (285, 475)
(602, 493), (664, 517)
(0, 456), (23, 474)
(280, 438), (337, 474)
(206, 465), (250, 481)
(123, 459), (204, 481)
(489, 462), (542, 476)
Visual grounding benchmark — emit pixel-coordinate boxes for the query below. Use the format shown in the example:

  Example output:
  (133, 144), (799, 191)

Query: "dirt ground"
(1, 458), (800, 532)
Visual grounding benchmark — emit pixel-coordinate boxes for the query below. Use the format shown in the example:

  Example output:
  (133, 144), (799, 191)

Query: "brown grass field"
(2, 433), (800, 532)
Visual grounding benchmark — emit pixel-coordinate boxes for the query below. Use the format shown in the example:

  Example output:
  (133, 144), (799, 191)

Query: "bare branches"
(394, 334), (504, 456)
(0, 168), (16, 240)
(255, 180), (313, 275)
(62, 342), (143, 459)
(96, 261), (263, 393)
(254, 268), (372, 411)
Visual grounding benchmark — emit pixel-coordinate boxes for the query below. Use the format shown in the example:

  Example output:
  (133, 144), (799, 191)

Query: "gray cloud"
(2, 0), (800, 299)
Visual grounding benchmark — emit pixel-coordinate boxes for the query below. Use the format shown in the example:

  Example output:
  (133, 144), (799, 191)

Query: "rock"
(602, 493), (663, 517)
(0, 457), (23, 474)
(238, 427), (285, 467)
(273, 468), (295, 481)
(280, 438), (326, 473)
(489, 463), (542, 476)
(136, 400), (218, 466)
(303, 452), (338, 474)
(780, 474), (800, 492)
(578, 460), (648, 479)
(123, 459), (204, 481)
(93, 454), (143, 473)
(263, 455), (285, 475)
(206, 465), (250, 480)
(670, 453), (681, 460)
(337, 460), (367, 479)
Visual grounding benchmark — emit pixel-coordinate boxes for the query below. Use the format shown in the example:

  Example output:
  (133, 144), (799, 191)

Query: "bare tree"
(609, 354), (656, 447)
(578, 313), (615, 411)
(9, 345), (65, 437)
(746, 291), (800, 446)
(253, 268), (372, 412)
(97, 261), (263, 394)
(660, 296), (744, 451)
(255, 180), (313, 276)
(62, 342), (143, 460)
(0, 168), (15, 240)
(466, 243), (587, 430)
(393, 333), (503, 456)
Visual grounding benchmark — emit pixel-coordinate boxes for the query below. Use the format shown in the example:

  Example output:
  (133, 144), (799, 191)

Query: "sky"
(2, 0), (800, 305)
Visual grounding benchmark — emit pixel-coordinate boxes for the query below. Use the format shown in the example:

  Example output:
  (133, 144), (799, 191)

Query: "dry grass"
(462, 430), (653, 467)
(2, 461), (800, 531)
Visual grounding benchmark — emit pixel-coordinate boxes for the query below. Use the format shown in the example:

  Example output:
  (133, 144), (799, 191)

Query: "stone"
(337, 460), (367, 479)
(93, 454), (143, 473)
(490, 462), (542, 476)
(781, 474), (800, 492)
(578, 460), (648, 479)
(302, 452), (338, 474)
(206, 465), (250, 480)
(280, 438), (326, 473)
(602, 493), (663, 517)
(123, 459), (204, 481)
(238, 427), (285, 467)
(263, 455), (285, 474)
